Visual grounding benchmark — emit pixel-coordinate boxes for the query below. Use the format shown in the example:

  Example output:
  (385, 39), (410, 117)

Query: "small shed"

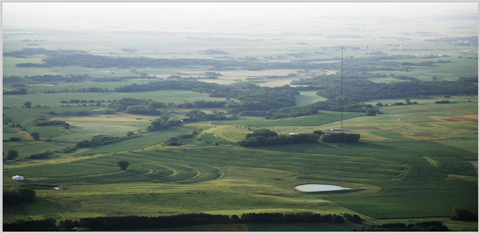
(330, 128), (342, 131)
(288, 133), (296, 135)
(12, 175), (24, 181)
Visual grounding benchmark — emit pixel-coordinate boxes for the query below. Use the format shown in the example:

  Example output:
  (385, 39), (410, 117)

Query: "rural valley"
(2, 2), (478, 231)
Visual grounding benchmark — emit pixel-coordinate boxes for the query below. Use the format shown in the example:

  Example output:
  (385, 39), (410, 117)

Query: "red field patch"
(412, 132), (433, 136)
(422, 137), (447, 140)
(443, 119), (459, 122)
(427, 104), (477, 113)
(448, 116), (478, 122)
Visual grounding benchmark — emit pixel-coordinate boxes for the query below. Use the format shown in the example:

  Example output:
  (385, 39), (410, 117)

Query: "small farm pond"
(295, 184), (351, 192)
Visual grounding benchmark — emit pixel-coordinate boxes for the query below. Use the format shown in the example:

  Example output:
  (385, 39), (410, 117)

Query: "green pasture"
(295, 91), (328, 106)
(3, 56), (44, 66)
(27, 126), (65, 138)
(3, 124), (18, 133)
(3, 139), (477, 222)
(50, 121), (150, 142)
(4, 89), (225, 107)
(317, 99), (478, 143)
(211, 111), (364, 127)
(76, 127), (193, 155)
(21, 80), (153, 93)
(3, 141), (75, 159)
(385, 58), (478, 81)
(2, 106), (102, 130)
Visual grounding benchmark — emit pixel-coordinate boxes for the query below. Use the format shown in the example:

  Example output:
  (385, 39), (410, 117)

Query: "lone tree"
(24, 102), (32, 108)
(117, 160), (130, 170)
(7, 150), (19, 160)
(31, 132), (40, 140)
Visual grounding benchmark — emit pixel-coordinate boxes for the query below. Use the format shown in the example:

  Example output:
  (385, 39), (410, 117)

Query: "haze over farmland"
(2, 2), (478, 231)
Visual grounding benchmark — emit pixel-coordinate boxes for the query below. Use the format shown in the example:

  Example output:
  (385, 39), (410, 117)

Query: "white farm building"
(12, 175), (24, 181)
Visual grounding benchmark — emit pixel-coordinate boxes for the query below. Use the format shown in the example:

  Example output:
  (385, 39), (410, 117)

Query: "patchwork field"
(2, 7), (478, 231)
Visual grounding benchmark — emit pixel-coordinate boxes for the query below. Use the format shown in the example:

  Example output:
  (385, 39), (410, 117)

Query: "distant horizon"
(3, 2), (478, 32)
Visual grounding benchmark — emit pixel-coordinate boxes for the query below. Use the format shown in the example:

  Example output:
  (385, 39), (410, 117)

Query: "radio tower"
(341, 46), (344, 131)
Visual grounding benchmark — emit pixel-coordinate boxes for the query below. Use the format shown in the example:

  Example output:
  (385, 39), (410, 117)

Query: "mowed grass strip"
(3, 163), (118, 178)
(211, 111), (364, 126)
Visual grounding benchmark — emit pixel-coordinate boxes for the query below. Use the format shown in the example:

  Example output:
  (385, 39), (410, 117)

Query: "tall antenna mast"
(341, 46), (344, 131)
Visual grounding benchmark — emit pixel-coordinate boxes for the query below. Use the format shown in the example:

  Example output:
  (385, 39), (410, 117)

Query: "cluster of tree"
(4, 211), (358, 231)
(147, 117), (182, 132)
(341, 213), (362, 224)
(177, 100), (227, 108)
(458, 76), (478, 83)
(164, 137), (182, 146)
(3, 48), (86, 58)
(376, 99), (418, 107)
(265, 73), (298, 79)
(4, 137), (22, 142)
(75, 134), (139, 148)
(352, 221), (449, 231)
(42, 87), (110, 93)
(435, 100), (451, 104)
(223, 89), (298, 113)
(316, 80), (478, 101)
(18, 54), (248, 69)
(31, 132), (40, 140)
(3, 218), (58, 231)
(27, 145), (77, 159)
(117, 160), (130, 170)
(266, 106), (319, 119)
(3, 188), (36, 206)
(292, 73), (381, 86)
(450, 207), (478, 221)
(115, 81), (300, 114)
(27, 151), (54, 159)
(13, 52), (344, 71)
(34, 120), (66, 127)
(60, 99), (113, 104)
(320, 133), (361, 143)
(239, 212), (347, 224)
(3, 74), (89, 83)
(309, 99), (376, 113)
(183, 110), (236, 122)
(92, 76), (144, 82)
(107, 98), (166, 115)
(401, 60), (450, 66)
(115, 80), (221, 93)
(6, 150), (19, 160)
(238, 129), (320, 147)
(3, 88), (27, 95)
(164, 129), (203, 146)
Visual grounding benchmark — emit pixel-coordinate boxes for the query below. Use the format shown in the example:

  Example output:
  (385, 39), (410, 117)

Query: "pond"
(295, 184), (351, 192)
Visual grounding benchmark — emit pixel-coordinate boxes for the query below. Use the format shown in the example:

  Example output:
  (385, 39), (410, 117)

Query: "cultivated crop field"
(2, 3), (478, 231)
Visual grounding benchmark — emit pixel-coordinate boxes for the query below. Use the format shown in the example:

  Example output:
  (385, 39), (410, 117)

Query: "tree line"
(75, 134), (140, 149)
(147, 116), (183, 132)
(316, 80), (478, 101)
(3, 74), (89, 83)
(115, 81), (300, 115)
(3, 212), (361, 231)
(238, 129), (322, 147)
(183, 109), (237, 122)
(3, 188), (36, 206)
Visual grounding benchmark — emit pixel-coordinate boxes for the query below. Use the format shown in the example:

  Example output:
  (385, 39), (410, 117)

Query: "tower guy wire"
(341, 46), (344, 131)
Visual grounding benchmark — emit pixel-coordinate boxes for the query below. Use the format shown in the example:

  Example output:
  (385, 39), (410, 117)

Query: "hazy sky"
(2, 2), (478, 32)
